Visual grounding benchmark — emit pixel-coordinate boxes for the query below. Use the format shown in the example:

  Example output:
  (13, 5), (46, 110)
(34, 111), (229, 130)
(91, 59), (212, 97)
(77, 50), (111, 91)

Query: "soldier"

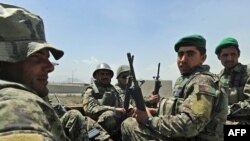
(115, 65), (130, 96)
(115, 64), (160, 108)
(0, 3), (110, 141)
(82, 63), (125, 140)
(215, 37), (250, 125)
(114, 65), (134, 106)
(121, 34), (228, 141)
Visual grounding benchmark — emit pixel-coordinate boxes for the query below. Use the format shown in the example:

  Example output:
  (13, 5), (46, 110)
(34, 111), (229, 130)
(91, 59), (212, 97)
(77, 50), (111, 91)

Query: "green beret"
(174, 34), (206, 52)
(215, 37), (239, 55)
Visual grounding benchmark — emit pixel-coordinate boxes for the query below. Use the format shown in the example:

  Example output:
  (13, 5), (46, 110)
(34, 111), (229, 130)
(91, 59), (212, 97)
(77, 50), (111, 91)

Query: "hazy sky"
(2, 0), (250, 84)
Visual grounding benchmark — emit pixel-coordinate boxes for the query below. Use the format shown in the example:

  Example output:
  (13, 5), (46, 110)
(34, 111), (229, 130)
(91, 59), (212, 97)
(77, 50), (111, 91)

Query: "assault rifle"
(153, 63), (161, 95)
(53, 93), (101, 140)
(124, 68), (133, 112)
(227, 104), (248, 120)
(151, 62), (162, 108)
(53, 93), (67, 117)
(126, 53), (146, 111)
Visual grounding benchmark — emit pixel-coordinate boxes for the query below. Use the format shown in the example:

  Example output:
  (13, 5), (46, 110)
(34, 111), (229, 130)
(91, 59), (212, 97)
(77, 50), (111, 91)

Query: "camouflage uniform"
(115, 65), (131, 105)
(0, 80), (69, 141)
(0, 80), (112, 141)
(61, 110), (111, 141)
(114, 83), (135, 108)
(83, 81), (124, 136)
(0, 3), (111, 141)
(121, 65), (228, 141)
(114, 83), (127, 104)
(115, 65), (150, 108)
(218, 63), (250, 124)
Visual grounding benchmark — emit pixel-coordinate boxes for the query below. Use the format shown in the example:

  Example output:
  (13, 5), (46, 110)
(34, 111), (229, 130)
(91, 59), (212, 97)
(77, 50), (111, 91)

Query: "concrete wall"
(141, 80), (172, 98)
(48, 80), (172, 98)
(48, 83), (89, 93)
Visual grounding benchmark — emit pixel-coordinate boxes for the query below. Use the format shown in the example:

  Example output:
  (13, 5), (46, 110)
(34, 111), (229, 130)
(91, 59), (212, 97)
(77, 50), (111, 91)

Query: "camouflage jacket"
(218, 63), (250, 123)
(0, 80), (68, 141)
(114, 83), (135, 109)
(82, 81), (123, 118)
(114, 83), (126, 103)
(155, 65), (227, 141)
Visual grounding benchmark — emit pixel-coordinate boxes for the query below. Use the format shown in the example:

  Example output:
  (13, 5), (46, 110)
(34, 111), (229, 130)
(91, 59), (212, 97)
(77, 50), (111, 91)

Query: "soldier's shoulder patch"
(191, 94), (213, 118)
(199, 84), (216, 94)
(191, 74), (217, 97)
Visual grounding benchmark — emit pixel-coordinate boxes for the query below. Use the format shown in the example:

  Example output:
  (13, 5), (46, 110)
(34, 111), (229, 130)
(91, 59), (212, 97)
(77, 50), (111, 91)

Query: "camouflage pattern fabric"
(60, 110), (111, 141)
(0, 80), (68, 141)
(115, 82), (154, 108)
(82, 81), (123, 137)
(0, 3), (63, 63)
(218, 63), (250, 124)
(114, 83), (126, 106)
(114, 83), (135, 108)
(121, 65), (227, 141)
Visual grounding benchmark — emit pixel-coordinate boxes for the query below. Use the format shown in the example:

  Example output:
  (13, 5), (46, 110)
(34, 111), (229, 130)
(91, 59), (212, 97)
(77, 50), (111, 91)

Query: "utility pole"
(71, 69), (77, 83)
(72, 70), (73, 83)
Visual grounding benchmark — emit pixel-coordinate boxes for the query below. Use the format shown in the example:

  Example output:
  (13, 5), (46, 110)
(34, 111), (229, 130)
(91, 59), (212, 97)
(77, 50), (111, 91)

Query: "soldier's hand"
(133, 107), (152, 125)
(147, 107), (157, 115)
(126, 108), (135, 117)
(115, 107), (126, 114)
(148, 94), (160, 104)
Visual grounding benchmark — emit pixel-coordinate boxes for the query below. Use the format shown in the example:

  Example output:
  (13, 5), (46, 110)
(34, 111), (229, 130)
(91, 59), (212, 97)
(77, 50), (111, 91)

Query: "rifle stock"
(127, 53), (146, 111)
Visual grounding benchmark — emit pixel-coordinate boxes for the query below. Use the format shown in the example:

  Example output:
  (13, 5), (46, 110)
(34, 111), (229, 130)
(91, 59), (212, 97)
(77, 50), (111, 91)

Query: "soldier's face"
(117, 72), (130, 87)
(177, 46), (206, 75)
(8, 49), (54, 97)
(95, 70), (112, 85)
(218, 47), (239, 69)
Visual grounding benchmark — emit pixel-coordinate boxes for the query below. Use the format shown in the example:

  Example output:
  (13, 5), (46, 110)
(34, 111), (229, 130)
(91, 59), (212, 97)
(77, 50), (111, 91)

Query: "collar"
(182, 64), (210, 77)
(0, 79), (37, 95)
(223, 63), (242, 74)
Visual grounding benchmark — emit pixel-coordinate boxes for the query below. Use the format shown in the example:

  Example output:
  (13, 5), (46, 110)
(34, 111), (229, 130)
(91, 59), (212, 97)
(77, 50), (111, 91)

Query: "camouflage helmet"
(0, 3), (64, 63)
(116, 65), (130, 78)
(93, 63), (114, 78)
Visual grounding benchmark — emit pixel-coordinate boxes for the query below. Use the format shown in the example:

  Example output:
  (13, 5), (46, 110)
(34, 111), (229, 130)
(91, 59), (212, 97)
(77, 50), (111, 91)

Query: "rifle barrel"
(157, 63), (160, 79)
(127, 52), (146, 111)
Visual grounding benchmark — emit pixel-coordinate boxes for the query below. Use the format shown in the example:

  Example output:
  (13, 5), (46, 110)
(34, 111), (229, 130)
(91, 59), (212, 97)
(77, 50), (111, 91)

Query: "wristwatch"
(146, 117), (153, 127)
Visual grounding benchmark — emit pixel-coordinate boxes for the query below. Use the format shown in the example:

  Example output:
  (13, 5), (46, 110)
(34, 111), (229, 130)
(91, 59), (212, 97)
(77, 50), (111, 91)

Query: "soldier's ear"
(201, 54), (206, 63)
(217, 54), (221, 60)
